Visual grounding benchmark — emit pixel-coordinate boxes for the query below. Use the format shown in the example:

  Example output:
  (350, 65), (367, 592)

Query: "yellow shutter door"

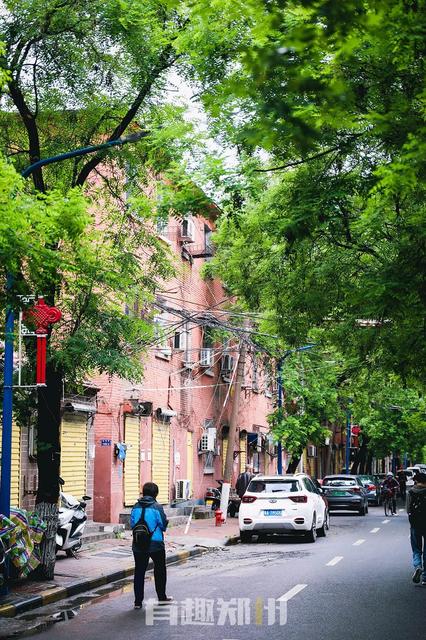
(239, 433), (247, 472)
(222, 437), (228, 475)
(186, 431), (193, 496)
(152, 421), (170, 504)
(0, 423), (21, 507)
(124, 417), (140, 506)
(60, 415), (87, 499)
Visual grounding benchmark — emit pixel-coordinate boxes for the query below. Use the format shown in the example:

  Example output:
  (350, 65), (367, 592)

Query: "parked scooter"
(204, 480), (240, 517)
(56, 480), (91, 557)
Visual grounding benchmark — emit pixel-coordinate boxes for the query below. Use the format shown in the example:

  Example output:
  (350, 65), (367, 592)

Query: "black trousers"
(133, 548), (167, 604)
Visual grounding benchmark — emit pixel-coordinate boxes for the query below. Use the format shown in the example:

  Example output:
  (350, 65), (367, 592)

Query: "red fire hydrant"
(215, 509), (223, 526)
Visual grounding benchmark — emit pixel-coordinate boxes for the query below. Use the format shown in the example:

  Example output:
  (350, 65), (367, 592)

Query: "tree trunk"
(366, 452), (373, 474)
(287, 455), (301, 474)
(34, 362), (62, 580)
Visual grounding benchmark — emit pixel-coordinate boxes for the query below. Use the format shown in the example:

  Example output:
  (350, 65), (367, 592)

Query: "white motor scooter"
(56, 488), (91, 557)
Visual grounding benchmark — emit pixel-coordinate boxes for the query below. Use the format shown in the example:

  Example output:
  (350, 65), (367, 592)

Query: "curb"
(0, 547), (206, 619)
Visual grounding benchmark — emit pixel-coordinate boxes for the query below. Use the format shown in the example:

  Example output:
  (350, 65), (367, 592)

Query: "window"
(204, 226), (213, 260)
(156, 218), (168, 237)
(174, 330), (185, 350)
(248, 480), (300, 493)
(323, 478), (357, 487)
(154, 315), (171, 357)
(303, 478), (318, 493)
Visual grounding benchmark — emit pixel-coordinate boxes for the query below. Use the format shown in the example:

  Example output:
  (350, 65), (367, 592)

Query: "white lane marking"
(326, 556), (344, 566)
(382, 519), (390, 524)
(277, 584), (307, 602)
(353, 539), (366, 546)
(370, 527), (380, 533)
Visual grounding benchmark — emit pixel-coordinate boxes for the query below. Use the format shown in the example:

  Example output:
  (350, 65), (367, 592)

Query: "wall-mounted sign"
(100, 438), (112, 446)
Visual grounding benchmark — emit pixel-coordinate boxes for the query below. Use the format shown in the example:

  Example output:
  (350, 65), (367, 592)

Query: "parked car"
(322, 475), (369, 515)
(358, 474), (381, 506)
(238, 474), (329, 543)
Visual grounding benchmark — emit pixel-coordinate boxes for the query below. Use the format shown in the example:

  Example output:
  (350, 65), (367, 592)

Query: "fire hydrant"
(215, 509), (223, 526)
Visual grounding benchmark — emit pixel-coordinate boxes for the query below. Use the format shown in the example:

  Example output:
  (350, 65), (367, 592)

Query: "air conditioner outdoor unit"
(307, 445), (317, 457)
(221, 354), (234, 374)
(175, 479), (191, 500)
(180, 218), (195, 242)
(199, 427), (216, 452)
(155, 407), (177, 422)
(200, 348), (214, 367)
(182, 350), (195, 369)
(161, 346), (172, 357)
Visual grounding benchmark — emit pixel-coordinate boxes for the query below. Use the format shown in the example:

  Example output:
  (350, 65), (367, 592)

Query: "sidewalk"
(0, 517), (239, 620)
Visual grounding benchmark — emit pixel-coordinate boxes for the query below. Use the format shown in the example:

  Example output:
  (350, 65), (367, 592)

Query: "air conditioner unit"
(221, 354), (234, 374)
(175, 479), (191, 500)
(161, 346), (172, 357)
(180, 218), (195, 242)
(155, 407), (177, 422)
(199, 427), (217, 452)
(307, 445), (317, 457)
(182, 350), (195, 369)
(200, 348), (214, 367)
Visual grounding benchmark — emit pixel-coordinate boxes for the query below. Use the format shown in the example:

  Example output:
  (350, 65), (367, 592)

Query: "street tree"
(0, 0), (236, 578)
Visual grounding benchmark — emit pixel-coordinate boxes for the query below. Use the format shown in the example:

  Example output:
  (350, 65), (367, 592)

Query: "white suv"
(238, 474), (329, 543)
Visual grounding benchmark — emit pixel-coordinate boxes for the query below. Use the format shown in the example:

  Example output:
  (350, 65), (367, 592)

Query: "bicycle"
(383, 490), (396, 516)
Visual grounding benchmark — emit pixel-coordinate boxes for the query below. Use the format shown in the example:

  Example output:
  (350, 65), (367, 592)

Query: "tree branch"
(7, 78), (45, 192)
(74, 46), (179, 187)
(253, 133), (366, 173)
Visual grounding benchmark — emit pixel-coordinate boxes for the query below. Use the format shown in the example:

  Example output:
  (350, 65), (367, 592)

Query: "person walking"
(407, 472), (426, 586)
(396, 468), (407, 501)
(236, 465), (253, 499)
(130, 482), (172, 609)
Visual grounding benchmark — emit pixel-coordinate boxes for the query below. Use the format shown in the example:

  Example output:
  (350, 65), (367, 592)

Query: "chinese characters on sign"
(143, 597), (288, 627)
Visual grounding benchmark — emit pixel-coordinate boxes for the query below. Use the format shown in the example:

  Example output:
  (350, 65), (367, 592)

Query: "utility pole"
(220, 328), (248, 520)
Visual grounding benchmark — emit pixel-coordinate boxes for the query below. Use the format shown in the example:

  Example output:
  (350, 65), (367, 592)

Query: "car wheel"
(305, 515), (317, 543)
(317, 511), (329, 537)
(359, 504), (366, 516)
(240, 531), (253, 543)
(365, 503), (369, 514)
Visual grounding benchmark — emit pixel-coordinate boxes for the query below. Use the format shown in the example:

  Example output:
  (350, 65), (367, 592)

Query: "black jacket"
(236, 472), (253, 498)
(407, 486), (426, 533)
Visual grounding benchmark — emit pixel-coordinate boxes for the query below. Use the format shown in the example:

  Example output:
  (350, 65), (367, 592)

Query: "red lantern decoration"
(24, 297), (62, 385)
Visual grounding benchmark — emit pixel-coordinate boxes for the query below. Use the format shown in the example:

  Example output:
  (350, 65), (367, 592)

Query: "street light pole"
(1, 131), (146, 588)
(345, 407), (351, 475)
(276, 344), (316, 475)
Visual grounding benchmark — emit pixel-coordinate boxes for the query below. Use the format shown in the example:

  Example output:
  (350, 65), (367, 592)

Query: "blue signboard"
(100, 439), (112, 446)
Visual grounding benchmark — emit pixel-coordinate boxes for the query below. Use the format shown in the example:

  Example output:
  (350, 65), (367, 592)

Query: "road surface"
(19, 506), (426, 640)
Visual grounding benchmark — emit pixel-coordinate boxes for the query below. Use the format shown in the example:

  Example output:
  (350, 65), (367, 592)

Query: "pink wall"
(91, 212), (276, 521)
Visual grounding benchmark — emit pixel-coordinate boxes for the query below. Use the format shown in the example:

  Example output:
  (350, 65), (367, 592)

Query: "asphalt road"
(26, 505), (425, 640)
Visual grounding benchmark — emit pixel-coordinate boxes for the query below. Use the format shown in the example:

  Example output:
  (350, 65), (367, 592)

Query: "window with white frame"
(154, 315), (171, 357)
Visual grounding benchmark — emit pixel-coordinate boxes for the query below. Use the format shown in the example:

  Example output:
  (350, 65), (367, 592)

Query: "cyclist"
(382, 472), (400, 515)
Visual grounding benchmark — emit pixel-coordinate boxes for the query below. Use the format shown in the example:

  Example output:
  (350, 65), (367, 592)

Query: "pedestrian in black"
(236, 465), (253, 499)
(130, 482), (172, 609)
(407, 472), (426, 586)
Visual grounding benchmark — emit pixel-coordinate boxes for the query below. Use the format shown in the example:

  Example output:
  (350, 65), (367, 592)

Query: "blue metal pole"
(0, 275), (14, 595)
(345, 408), (351, 474)
(277, 359), (283, 474)
(0, 275), (14, 519)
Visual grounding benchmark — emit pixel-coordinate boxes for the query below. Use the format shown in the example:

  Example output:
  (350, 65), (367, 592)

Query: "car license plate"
(206, 499), (213, 506)
(264, 509), (282, 516)
(331, 490), (347, 496)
